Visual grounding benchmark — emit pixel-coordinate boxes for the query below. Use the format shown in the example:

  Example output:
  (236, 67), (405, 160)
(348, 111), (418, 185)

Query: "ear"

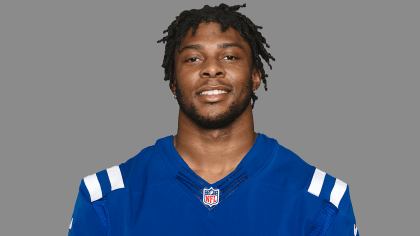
(251, 67), (262, 91)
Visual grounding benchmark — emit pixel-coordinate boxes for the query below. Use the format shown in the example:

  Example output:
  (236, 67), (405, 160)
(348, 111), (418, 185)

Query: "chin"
(182, 101), (250, 130)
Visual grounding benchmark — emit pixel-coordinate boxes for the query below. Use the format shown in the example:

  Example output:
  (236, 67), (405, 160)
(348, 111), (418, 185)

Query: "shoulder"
(257, 139), (314, 190)
(257, 136), (352, 211)
(80, 165), (126, 202)
(79, 137), (173, 202)
(307, 167), (352, 211)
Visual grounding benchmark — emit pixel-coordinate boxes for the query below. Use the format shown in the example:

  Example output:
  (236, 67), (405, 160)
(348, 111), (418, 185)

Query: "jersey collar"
(157, 133), (277, 187)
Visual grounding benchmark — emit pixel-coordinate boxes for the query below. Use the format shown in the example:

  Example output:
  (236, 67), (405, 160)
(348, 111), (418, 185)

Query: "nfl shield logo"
(203, 187), (220, 207)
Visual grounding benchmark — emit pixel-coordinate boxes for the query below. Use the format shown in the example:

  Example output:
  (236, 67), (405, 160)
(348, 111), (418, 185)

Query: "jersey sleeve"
(68, 179), (107, 236)
(325, 186), (359, 236)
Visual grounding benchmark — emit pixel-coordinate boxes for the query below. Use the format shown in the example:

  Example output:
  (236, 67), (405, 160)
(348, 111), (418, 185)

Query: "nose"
(200, 59), (225, 78)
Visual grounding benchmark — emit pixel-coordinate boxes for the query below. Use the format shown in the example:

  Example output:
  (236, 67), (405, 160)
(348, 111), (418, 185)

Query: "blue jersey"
(68, 133), (359, 236)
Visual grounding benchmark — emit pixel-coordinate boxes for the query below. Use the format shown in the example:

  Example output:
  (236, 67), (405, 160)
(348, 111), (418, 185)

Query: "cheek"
(174, 72), (193, 91)
(230, 69), (252, 89)
(175, 79), (196, 99)
(175, 66), (200, 86)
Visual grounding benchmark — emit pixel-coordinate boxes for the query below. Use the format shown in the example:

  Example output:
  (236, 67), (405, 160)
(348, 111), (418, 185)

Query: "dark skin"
(171, 22), (262, 184)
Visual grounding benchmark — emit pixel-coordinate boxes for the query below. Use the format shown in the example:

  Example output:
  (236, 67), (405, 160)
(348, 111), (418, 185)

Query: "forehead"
(179, 22), (249, 48)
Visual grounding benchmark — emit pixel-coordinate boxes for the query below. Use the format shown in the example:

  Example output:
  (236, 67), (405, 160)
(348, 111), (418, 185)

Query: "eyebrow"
(178, 43), (244, 53)
(178, 44), (203, 53)
(218, 43), (244, 50)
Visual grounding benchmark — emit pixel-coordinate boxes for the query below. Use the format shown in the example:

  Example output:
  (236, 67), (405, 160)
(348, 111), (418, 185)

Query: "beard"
(175, 80), (252, 129)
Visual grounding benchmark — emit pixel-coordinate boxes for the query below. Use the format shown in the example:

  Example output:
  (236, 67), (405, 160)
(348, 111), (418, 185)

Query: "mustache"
(195, 79), (233, 91)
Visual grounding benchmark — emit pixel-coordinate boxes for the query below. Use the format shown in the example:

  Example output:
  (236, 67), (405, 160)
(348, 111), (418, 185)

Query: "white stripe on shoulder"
(330, 178), (347, 208)
(69, 218), (73, 229)
(308, 168), (326, 197)
(106, 165), (125, 191)
(83, 173), (103, 202)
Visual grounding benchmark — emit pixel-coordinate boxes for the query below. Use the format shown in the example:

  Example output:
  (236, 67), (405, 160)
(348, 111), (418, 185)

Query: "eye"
(223, 55), (237, 60)
(185, 57), (200, 62)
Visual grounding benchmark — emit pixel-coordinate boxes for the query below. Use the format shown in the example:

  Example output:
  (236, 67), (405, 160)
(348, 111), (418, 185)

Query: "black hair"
(157, 3), (275, 108)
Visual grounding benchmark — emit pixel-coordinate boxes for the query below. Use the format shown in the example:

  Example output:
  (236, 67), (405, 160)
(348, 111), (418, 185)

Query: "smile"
(199, 90), (228, 95)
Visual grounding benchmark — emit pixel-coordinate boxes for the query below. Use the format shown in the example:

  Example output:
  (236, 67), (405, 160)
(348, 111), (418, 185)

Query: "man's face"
(173, 22), (261, 129)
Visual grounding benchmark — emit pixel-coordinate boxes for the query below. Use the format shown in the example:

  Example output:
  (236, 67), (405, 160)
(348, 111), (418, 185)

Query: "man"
(68, 4), (359, 236)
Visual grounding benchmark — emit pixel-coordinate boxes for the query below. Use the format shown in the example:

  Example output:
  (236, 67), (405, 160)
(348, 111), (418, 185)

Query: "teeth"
(200, 90), (227, 95)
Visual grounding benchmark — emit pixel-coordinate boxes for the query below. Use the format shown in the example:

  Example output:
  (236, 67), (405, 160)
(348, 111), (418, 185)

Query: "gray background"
(1, 0), (418, 235)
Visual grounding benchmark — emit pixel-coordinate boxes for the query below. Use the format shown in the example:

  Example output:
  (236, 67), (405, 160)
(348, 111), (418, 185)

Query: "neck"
(174, 104), (257, 184)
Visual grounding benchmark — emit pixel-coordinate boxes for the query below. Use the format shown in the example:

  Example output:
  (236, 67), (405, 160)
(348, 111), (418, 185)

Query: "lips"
(196, 86), (231, 103)
(199, 92), (228, 103)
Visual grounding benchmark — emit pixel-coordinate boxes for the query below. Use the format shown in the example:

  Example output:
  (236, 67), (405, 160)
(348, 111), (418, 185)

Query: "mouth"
(196, 84), (232, 103)
(197, 89), (230, 103)
(198, 90), (228, 95)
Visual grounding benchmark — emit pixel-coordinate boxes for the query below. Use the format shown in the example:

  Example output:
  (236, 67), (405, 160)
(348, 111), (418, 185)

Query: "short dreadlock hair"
(157, 3), (275, 108)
